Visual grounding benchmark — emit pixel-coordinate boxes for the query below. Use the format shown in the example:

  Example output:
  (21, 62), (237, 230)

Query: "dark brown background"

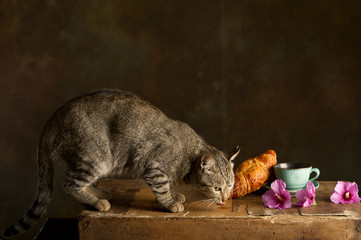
(1, 1), (361, 239)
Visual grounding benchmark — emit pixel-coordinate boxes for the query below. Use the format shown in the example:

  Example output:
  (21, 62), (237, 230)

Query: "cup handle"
(309, 168), (320, 182)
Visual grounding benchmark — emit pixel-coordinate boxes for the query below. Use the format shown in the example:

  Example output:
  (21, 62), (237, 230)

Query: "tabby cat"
(2, 89), (239, 238)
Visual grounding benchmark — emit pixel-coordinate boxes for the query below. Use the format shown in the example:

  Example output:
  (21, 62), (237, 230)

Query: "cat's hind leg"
(63, 171), (111, 212)
(60, 131), (114, 211)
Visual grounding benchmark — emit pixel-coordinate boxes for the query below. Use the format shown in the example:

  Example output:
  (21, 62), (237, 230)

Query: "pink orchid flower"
(330, 181), (361, 204)
(262, 179), (292, 210)
(294, 182), (316, 208)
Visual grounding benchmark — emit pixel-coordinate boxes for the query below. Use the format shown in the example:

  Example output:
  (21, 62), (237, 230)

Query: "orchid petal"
(351, 193), (361, 203)
(270, 179), (287, 196)
(283, 190), (292, 201)
(331, 181), (361, 204)
(334, 181), (347, 194)
(304, 198), (314, 207)
(280, 198), (292, 209)
(307, 182), (315, 196)
(330, 191), (344, 204)
(262, 190), (280, 208)
(262, 180), (292, 210)
(349, 182), (361, 203)
(294, 181), (316, 208)
(347, 182), (358, 193)
(295, 188), (307, 200)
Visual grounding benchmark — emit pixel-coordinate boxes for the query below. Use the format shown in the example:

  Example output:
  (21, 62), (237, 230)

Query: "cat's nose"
(217, 201), (226, 205)
(222, 193), (228, 202)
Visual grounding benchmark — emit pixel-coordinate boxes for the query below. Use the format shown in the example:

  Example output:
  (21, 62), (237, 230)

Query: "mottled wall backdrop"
(1, 0), (361, 239)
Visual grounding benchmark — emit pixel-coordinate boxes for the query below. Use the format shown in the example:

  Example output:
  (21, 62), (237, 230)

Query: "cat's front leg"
(143, 169), (184, 213)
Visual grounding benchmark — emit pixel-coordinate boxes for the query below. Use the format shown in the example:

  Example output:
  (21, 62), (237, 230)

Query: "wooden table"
(78, 180), (361, 240)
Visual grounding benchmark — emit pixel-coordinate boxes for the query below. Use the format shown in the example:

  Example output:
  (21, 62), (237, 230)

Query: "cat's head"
(195, 146), (240, 205)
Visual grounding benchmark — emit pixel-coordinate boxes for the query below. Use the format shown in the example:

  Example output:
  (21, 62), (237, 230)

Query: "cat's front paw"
(167, 202), (184, 213)
(94, 199), (111, 212)
(174, 193), (186, 203)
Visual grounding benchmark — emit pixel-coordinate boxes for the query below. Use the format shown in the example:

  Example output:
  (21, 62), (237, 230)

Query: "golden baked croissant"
(230, 150), (277, 198)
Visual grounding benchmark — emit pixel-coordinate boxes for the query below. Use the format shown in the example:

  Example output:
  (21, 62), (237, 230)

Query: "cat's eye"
(214, 187), (221, 191)
(229, 184), (233, 188)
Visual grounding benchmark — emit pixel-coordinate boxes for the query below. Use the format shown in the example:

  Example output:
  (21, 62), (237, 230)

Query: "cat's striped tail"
(2, 145), (54, 239)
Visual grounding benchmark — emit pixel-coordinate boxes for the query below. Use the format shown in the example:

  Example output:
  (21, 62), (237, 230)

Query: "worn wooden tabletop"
(78, 180), (361, 240)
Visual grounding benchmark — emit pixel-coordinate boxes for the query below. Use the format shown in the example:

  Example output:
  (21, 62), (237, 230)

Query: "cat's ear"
(200, 154), (215, 173)
(227, 146), (240, 162)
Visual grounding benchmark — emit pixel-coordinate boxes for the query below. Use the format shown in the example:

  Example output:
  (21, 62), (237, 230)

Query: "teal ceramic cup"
(273, 163), (320, 190)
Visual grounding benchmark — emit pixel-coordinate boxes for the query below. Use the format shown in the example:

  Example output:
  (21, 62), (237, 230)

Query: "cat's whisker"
(206, 198), (217, 212)
(194, 198), (216, 209)
(194, 198), (217, 209)
(202, 198), (216, 202)
(194, 200), (206, 208)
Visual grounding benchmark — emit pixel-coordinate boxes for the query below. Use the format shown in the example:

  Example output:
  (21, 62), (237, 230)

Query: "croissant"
(230, 150), (277, 198)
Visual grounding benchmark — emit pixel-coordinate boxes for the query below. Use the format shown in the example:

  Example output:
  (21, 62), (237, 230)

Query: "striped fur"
(2, 89), (239, 238)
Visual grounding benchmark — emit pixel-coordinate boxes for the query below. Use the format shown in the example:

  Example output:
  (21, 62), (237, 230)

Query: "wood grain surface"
(79, 180), (361, 240)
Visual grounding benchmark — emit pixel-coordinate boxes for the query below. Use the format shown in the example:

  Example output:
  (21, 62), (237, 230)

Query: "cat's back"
(44, 89), (167, 136)
(63, 89), (142, 112)
(60, 89), (162, 119)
